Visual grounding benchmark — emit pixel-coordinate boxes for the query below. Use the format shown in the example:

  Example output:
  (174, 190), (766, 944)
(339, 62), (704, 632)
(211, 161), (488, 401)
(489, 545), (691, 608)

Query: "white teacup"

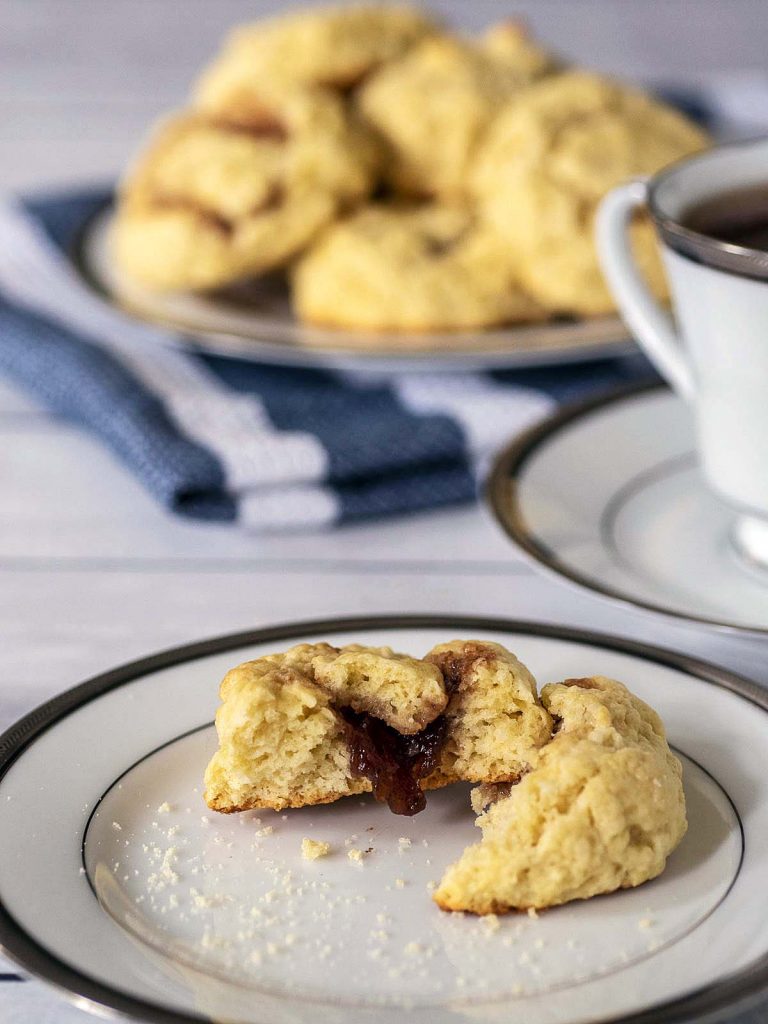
(596, 138), (768, 569)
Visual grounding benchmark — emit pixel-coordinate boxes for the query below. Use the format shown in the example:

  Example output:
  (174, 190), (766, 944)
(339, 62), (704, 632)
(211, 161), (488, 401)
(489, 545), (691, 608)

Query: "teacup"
(596, 137), (768, 569)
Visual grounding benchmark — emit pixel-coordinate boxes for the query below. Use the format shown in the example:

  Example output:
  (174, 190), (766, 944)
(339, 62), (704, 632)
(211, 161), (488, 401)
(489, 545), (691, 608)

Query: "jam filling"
(153, 197), (234, 236)
(213, 114), (289, 143)
(427, 644), (491, 692)
(339, 708), (450, 816)
(154, 181), (285, 235)
(562, 677), (599, 689)
(338, 663), (468, 816)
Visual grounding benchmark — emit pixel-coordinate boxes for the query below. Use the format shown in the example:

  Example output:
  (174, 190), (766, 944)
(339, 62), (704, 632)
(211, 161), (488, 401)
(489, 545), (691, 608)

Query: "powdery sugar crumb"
(301, 838), (331, 861)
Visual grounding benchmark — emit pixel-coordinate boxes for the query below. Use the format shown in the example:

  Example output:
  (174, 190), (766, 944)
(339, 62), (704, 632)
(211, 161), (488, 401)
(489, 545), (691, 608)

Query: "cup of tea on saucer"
(597, 137), (768, 570)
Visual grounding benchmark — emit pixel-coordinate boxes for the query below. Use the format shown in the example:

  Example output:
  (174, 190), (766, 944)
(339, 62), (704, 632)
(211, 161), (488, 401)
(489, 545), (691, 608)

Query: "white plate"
(1, 615), (767, 1024)
(489, 384), (768, 635)
(72, 205), (635, 373)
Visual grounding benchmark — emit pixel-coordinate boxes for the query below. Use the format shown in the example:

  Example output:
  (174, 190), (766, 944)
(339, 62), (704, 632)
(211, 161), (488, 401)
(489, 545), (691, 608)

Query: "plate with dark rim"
(489, 383), (768, 636)
(70, 203), (635, 373)
(1, 614), (767, 1024)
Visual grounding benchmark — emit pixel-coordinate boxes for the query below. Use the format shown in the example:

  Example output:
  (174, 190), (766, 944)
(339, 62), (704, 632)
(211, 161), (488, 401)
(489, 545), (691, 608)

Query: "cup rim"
(648, 135), (768, 281)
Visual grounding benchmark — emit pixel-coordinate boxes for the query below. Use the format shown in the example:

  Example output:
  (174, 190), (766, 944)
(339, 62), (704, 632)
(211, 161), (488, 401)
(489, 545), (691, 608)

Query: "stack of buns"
(113, 3), (709, 334)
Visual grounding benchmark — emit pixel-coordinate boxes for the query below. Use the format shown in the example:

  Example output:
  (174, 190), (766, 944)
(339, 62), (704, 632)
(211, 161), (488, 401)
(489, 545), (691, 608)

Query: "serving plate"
(489, 384), (768, 636)
(72, 204), (635, 373)
(1, 615), (767, 1024)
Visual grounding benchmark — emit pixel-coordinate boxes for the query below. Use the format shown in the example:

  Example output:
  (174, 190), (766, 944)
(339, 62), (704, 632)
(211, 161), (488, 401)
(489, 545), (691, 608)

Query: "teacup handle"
(596, 179), (695, 401)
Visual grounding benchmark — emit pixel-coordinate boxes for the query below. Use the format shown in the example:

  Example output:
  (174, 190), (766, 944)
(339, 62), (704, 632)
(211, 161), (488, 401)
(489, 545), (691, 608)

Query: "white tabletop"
(2, 3), (768, 1021)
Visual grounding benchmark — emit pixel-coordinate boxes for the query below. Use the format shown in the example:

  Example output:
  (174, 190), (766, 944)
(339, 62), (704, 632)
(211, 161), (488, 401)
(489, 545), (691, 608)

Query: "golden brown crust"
(423, 640), (552, 787)
(194, 4), (438, 104)
(357, 29), (553, 199)
(209, 780), (371, 814)
(433, 675), (686, 914)
(470, 70), (710, 316)
(292, 204), (545, 333)
(204, 642), (449, 814)
(433, 894), (540, 915)
(311, 644), (447, 733)
(114, 92), (379, 291)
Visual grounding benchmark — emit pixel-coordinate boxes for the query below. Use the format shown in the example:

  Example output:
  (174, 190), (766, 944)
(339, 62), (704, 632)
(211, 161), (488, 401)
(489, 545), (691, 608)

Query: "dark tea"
(683, 184), (768, 251)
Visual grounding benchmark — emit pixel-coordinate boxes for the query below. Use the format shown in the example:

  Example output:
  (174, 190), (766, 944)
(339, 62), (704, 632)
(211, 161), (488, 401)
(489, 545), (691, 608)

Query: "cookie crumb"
(255, 826), (274, 838)
(404, 941), (422, 956)
(394, 877), (406, 889)
(157, 802), (172, 814)
(527, 907), (539, 919)
(160, 847), (179, 884)
(483, 913), (500, 933)
(302, 838), (330, 861)
(638, 917), (654, 930)
(348, 848), (365, 864)
(398, 837), (412, 851)
(192, 890), (224, 909)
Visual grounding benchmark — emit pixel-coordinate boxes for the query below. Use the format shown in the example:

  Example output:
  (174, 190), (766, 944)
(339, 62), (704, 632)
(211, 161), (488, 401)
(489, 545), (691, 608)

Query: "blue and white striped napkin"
(0, 189), (653, 532)
(3, 73), (766, 533)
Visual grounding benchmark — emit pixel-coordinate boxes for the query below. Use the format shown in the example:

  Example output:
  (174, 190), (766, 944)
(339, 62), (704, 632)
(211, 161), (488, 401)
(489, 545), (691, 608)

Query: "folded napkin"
(0, 190), (652, 531)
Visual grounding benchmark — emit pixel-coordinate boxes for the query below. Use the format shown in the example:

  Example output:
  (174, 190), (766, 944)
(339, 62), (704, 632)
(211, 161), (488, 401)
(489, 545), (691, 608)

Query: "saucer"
(489, 384), (768, 634)
(2, 615), (767, 1024)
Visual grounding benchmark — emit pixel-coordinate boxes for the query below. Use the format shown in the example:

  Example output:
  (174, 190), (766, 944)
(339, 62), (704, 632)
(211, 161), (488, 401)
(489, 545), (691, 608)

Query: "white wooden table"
(2, 2), (768, 1021)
